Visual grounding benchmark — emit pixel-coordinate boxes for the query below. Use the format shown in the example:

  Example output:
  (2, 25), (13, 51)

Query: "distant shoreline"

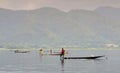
(0, 48), (120, 51)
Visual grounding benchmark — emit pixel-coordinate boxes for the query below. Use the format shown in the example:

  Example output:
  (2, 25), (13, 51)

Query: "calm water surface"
(0, 49), (120, 73)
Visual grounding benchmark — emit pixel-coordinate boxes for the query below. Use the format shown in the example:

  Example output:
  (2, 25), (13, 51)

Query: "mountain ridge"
(0, 6), (120, 48)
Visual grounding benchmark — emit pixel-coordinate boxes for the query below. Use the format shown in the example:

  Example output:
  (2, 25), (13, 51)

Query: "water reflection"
(61, 59), (64, 67)
(60, 58), (65, 72)
(39, 51), (43, 62)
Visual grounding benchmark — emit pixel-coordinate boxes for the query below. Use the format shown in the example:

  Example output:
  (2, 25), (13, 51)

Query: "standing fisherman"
(50, 49), (52, 55)
(60, 48), (65, 58)
(39, 48), (43, 55)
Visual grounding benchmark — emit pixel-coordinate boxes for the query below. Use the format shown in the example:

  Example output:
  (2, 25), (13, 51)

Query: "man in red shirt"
(60, 48), (65, 57)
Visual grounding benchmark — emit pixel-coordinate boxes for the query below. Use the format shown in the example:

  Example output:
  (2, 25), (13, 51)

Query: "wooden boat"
(14, 50), (30, 53)
(64, 55), (105, 59)
(50, 53), (61, 55)
(42, 53), (61, 56)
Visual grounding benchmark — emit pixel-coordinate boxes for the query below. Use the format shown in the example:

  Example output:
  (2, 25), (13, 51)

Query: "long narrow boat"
(49, 53), (61, 56)
(14, 50), (30, 53)
(41, 53), (61, 56)
(64, 55), (105, 59)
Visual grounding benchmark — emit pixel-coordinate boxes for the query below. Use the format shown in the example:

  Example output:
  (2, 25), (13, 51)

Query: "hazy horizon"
(0, 0), (120, 11)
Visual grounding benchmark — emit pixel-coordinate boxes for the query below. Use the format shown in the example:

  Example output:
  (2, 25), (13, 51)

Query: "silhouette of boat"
(41, 53), (61, 56)
(14, 50), (30, 53)
(64, 55), (105, 59)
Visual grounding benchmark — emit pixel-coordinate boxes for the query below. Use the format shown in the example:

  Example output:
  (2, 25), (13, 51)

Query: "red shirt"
(61, 49), (65, 53)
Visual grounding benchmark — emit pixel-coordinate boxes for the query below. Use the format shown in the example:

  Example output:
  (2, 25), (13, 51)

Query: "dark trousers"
(60, 52), (64, 57)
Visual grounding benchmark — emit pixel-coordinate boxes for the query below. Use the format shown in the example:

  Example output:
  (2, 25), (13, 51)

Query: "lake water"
(0, 49), (120, 73)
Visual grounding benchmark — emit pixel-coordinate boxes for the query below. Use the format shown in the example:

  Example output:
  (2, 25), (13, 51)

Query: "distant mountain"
(95, 7), (120, 19)
(0, 7), (120, 48)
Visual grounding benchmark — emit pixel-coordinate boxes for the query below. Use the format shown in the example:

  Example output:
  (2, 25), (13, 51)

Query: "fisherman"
(50, 49), (52, 55)
(39, 48), (43, 55)
(60, 48), (65, 57)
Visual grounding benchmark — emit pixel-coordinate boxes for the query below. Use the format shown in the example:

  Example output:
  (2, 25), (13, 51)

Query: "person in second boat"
(50, 49), (52, 55)
(60, 48), (65, 57)
(39, 48), (43, 55)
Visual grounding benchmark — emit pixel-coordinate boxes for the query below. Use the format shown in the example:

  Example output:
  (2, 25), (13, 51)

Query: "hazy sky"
(0, 0), (120, 11)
